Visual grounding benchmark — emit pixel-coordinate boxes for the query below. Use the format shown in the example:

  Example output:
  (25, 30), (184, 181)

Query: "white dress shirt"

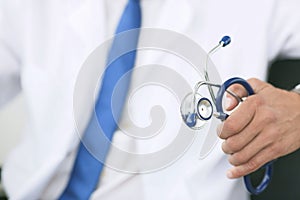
(1, 0), (300, 199)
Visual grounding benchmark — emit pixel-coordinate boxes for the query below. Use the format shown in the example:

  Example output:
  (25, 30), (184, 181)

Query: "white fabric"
(1, 0), (300, 199)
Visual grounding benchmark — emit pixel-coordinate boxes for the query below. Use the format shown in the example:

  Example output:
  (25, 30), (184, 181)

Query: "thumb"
(224, 83), (248, 111)
(247, 78), (270, 94)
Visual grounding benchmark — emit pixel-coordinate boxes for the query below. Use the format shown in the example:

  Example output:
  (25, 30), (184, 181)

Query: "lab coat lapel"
(65, 0), (108, 149)
(15, 3), (109, 199)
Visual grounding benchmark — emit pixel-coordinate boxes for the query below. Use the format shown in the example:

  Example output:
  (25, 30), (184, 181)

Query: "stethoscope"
(180, 36), (273, 195)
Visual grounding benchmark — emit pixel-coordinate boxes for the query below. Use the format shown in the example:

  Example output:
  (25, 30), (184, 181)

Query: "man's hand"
(218, 78), (300, 179)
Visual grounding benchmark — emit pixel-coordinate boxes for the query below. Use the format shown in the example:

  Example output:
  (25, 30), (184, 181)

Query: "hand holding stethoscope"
(180, 36), (274, 195)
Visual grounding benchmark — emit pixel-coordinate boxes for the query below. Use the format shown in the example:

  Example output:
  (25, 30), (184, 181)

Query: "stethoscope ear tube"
(215, 77), (274, 195)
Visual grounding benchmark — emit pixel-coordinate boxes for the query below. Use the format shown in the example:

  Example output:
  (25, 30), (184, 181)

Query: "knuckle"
(262, 109), (277, 123)
(222, 142), (231, 154)
(228, 156), (236, 166)
(269, 145), (282, 157)
(269, 110), (277, 122)
(226, 137), (241, 152)
(247, 78), (260, 89)
(217, 124), (223, 137)
(260, 132), (273, 146)
(263, 128), (278, 143)
(247, 159), (259, 172)
(230, 153), (247, 165)
(223, 120), (239, 134)
(248, 78), (260, 83)
(253, 95), (264, 107)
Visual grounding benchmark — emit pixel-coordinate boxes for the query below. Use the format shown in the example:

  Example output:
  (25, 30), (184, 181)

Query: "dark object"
(251, 59), (300, 200)
(0, 167), (7, 200)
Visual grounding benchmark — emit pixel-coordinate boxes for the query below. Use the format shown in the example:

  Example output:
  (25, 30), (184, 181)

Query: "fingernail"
(225, 97), (233, 110)
(226, 170), (234, 179)
(217, 125), (221, 135)
(216, 123), (223, 136)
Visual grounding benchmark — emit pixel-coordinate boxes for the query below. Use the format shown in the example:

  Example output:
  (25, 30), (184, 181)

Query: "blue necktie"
(59, 1), (141, 199)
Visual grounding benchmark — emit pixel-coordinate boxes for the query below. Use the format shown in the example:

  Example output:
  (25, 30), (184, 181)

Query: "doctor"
(1, 0), (300, 199)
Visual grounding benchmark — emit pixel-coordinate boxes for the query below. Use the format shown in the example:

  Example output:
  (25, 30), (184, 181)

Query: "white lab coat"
(1, 0), (300, 199)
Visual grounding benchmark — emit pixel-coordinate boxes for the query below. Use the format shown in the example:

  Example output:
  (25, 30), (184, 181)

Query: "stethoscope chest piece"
(197, 97), (213, 120)
(180, 92), (213, 130)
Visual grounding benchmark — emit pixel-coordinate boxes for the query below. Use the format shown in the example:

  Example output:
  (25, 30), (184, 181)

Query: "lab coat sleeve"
(0, 1), (22, 108)
(268, 0), (300, 61)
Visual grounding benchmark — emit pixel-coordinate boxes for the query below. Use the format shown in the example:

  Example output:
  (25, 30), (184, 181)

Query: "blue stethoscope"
(180, 36), (273, 195)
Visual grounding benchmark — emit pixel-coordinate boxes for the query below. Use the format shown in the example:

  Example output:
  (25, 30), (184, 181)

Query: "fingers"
(222, 98), (278, 178)
(227, 129), (271, 166)
(226, 143), (277, 179)
(226, 111), (277, 167)
(221, 104), (273, 154)
(218, 78), (281, 179)
(219, 95), (259, 139)
(221, 127), (259, 155)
